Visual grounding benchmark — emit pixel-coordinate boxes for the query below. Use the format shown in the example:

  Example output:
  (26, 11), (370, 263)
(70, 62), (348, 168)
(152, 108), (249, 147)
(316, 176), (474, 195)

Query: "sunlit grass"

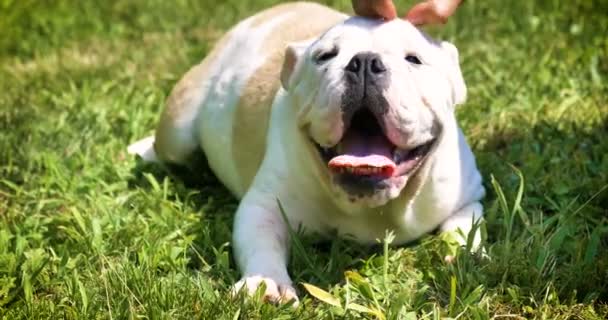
(1, 0), (607, 318)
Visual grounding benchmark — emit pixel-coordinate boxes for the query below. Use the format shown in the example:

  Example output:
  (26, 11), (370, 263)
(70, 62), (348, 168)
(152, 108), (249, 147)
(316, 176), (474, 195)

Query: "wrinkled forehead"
(313, 17), (442, 57)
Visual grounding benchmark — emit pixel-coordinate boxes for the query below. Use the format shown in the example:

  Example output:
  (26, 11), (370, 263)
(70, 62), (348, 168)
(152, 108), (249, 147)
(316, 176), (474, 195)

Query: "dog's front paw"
(440, 230), (488, 264)
(232, 275), (299, 306)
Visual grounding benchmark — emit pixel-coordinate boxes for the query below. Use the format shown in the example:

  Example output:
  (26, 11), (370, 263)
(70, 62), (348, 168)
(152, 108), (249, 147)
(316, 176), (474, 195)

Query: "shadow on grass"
(126, 151), (239, 276)
(476, 117), (608, 230)
(470, 117), (608, 304)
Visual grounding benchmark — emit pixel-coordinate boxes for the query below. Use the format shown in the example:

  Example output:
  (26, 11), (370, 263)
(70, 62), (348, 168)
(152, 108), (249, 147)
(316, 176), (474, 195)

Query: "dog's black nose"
(345, 52), (386, 77)
(342, 52), (390, 119)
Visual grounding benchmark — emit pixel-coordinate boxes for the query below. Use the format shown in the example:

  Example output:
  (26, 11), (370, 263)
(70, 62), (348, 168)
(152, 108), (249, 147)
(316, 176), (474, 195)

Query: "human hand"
(406, 0), (463, 25)
(351, 0), (397, 20)
(352, 0), (463, 26)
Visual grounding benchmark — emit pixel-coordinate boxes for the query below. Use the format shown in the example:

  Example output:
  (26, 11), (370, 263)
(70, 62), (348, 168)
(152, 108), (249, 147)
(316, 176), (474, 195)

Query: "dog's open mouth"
(315, 108), (435, 180)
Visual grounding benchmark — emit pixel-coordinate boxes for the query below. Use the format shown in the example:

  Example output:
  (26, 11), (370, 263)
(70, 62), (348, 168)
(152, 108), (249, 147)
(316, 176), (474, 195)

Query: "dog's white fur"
(129, 2), (485, 304)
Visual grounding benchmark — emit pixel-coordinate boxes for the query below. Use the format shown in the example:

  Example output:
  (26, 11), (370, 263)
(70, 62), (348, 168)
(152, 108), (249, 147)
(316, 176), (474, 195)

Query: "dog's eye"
(314, 48), (339, 64)
(405, 54), (422, 65)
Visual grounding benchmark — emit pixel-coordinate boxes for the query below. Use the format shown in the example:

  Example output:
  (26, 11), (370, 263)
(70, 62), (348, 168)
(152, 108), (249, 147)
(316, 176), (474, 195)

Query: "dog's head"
(281, 17), (466, 209)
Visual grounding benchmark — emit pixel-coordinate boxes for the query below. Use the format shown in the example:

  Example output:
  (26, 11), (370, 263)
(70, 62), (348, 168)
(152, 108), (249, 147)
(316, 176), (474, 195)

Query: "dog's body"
(129, 2), (485, 303)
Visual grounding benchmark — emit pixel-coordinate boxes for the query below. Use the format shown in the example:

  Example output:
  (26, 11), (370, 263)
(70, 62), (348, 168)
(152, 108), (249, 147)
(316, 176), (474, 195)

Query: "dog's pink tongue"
(328, 131), (396, 177)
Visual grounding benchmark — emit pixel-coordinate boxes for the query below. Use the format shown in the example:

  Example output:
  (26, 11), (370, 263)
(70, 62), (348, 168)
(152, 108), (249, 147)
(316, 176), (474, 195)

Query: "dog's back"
(147, 2), (345, 196)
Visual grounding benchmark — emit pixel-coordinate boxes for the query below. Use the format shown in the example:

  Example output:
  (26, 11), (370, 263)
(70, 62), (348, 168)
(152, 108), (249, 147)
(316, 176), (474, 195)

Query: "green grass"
(1, 0), (607, 318)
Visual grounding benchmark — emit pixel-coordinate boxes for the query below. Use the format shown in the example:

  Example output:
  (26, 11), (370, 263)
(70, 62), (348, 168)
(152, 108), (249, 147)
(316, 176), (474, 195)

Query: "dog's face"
(281, 17), (466, 209)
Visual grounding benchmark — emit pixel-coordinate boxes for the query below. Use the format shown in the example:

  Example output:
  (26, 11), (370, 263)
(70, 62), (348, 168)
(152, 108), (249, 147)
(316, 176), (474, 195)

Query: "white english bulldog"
(128, 2), (485, 304)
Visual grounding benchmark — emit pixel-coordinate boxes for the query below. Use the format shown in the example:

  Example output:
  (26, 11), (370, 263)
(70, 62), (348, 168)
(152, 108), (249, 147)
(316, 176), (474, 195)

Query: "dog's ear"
(280, 41), (310, 91)
(440, 41), (467, 106)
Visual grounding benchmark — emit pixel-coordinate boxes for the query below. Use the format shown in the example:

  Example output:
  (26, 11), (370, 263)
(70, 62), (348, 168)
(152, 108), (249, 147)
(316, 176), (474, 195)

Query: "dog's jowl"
(128, 2), (485, 304)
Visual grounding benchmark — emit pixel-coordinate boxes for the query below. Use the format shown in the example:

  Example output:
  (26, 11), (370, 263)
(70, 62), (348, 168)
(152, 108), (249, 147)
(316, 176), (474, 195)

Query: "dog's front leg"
(231, 195), (298, 305)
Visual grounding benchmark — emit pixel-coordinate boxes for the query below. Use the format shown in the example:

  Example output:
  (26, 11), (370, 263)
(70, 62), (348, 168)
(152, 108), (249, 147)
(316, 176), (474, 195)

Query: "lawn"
(0, 0), (607, 318)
